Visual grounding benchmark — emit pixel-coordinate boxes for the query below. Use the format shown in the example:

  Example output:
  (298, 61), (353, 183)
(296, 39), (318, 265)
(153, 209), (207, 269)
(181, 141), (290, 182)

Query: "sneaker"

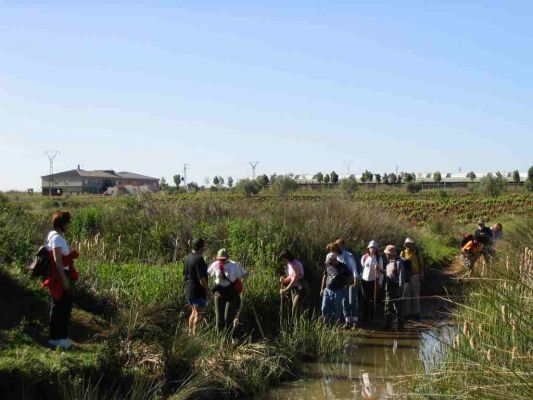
(59, 338), (74, 350)
(48, 339), (61, 349)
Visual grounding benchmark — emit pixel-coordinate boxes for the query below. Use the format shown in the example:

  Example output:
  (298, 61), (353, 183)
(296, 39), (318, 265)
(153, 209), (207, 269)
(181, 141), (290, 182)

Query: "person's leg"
(333, 289), (345, 324)
(411, 275), (421, 317)
(291, 291), (303, 319)
(50, 296), (62, 341)
(61, 292), (73, 339)
(403, 282), (412, 317)
(225, 295), (240, 332)
(214, 293), (226, 332)
(321, 289), (333, 323)
(342, 287), (350, 324)
(394, 286), (404, 328)
(349, 285), (358, 324)
(383, 284), (392, 329)
(193, 304), (206, 335)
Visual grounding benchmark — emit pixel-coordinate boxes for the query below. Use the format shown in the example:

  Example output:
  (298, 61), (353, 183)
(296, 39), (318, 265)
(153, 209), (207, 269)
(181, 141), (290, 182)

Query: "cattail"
(454, 334), (461, 349)
(511, 319), (517, 331)
(463, 321), (470, 337)
(501, 305), (507, 323)
(478, 323), (484, 337)
(469, 336), (476, 350)
(512, 347), (518, 360)
(487, 349), (493, 362)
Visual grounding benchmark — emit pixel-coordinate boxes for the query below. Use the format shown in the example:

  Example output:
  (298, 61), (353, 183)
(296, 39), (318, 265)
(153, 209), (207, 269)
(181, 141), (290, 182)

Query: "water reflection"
(262, 326), (454, 400)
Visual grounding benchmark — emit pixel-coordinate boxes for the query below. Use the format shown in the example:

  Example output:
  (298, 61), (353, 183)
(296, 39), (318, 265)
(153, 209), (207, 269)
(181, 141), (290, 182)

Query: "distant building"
(41, 167), (159, 195)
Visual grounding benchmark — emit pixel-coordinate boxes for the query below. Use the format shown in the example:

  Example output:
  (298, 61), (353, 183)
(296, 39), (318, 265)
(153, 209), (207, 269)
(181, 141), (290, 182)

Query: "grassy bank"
(407, 218), (533, 399)
(1, 193), (530, 399)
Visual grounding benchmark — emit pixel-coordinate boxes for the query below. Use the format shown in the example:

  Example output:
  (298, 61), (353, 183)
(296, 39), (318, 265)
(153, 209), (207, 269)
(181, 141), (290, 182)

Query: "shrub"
(339, 177), (358, 196)
(406, 181), (422, 193)
(235, 179), (261, 197)
(480, 174), (507, 197)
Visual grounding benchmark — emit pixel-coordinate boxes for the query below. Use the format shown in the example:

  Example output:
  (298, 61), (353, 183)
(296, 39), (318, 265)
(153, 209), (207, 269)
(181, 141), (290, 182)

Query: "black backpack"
(28, 246), (51, 278)
(399, 257), (411, 283)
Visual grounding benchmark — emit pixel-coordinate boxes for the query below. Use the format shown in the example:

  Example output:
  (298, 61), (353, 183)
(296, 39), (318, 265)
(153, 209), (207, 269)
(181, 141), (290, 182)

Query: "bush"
(406, 181), (422, 193)
(235, 179), (261, 197)
(480, 174), (507, 197)
(339, 177), (358, 196)
(271, 176), (298, 197)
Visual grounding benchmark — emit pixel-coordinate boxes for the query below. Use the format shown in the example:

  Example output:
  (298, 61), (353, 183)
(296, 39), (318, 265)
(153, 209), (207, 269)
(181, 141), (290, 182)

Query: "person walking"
(360, 241), (383, 322)
(43, 211), (79, 350)
(279, 250), (306, 319)
(208, 249), (248, 334)
(320, 245), (350, 325)
(400, 238), (424, 321)
(183, 238), (210, 336)
(336, 239), (361, 328)
(461, 235), (483, 273)
(474, 219), (494, 262)
(383, 245), (406, 331)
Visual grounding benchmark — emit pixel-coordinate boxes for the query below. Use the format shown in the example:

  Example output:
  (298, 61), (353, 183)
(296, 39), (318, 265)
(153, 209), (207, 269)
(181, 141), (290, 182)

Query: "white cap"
(405, 237), (415, 245)
(325, 252), (337, 265)
(367, 240), (379, 249)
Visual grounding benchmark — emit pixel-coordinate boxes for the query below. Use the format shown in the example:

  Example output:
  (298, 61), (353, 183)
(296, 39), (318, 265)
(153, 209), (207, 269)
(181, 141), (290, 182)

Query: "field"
(1, 190), (532, 399)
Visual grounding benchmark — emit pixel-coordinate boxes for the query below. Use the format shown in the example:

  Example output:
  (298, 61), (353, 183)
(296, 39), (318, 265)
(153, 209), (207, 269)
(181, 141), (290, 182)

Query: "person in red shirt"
(43, 211), (79, 350)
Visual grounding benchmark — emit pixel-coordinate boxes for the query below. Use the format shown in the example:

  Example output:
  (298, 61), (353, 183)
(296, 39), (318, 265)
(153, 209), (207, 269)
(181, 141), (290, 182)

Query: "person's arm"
(52, 247), (70, 291)
(320, 272), (327, 297)
(199, 261), (212, 298)
(284, 269), (302, 292)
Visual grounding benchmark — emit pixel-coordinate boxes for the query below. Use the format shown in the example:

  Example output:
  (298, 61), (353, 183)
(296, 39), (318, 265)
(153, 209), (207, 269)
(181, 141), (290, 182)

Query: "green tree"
(313, 172), (324, 184)
(324, 174), (331, 184)
(361, 170), (373, 183)
(466, 171), (477, 181)
(330, 171), (339, 184)
(257, 174), (269, 188)
(235, 179), (261, 197)
(525, 166), (533, 192)
(159, 177), (169, 190)
(339, 177), (358, 195)
(388, 173), (397, 184)
(374, 173), (382, 183)
(382, 173), (390, 184)
(433, 171), (442, 183)
(187, 182), (199, 192)
(512, 170), (520, 183)
(270, 174), (278, 185)
(227, 176), (234, 188)
(272, 176), (298, 197)
(213, 176), (220, 186)
(173, 174), (183, 187)
(480, 174), (507, 197)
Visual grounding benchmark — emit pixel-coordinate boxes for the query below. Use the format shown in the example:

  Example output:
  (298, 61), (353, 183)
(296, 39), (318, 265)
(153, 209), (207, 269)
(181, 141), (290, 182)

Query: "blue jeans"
(343, 285), (359, 323)
(321, 288), (345, 324)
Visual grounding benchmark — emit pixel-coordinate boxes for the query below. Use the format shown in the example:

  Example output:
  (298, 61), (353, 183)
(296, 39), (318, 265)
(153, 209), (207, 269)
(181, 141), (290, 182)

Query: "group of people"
(184, 237), (426, 335)
(460, 219), (504, 271)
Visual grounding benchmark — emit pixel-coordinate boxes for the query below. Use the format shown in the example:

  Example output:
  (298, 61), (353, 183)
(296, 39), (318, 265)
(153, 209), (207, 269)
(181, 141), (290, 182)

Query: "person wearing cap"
(383, 245), (406, 331)
(208, 248), (248, 333)
(400, 237), (424, 320)
(336, 239), (362, 328)
(360, 241), (384, 322)
(474, 219), (494, 263)
(184, 238), (210, 336)
(320, 243), (351, 325)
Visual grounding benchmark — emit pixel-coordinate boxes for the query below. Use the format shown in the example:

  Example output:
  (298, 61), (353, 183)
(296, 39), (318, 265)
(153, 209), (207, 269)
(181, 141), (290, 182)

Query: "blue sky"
(1, 1), (532, 190)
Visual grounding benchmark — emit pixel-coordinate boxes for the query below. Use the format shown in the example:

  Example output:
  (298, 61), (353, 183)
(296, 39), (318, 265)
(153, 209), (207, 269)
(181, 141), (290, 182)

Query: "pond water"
(262, 324), (454, 400)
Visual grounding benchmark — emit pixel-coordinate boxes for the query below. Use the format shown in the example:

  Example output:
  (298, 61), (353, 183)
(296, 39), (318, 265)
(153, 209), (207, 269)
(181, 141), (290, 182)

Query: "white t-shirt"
(208, 260), (247, 288)
(361, 253), (384, 282)
(45, 230), (70, 255)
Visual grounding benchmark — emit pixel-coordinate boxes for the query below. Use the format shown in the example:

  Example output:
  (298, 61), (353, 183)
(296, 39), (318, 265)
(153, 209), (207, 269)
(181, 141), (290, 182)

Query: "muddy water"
(263, 324), (454, 400)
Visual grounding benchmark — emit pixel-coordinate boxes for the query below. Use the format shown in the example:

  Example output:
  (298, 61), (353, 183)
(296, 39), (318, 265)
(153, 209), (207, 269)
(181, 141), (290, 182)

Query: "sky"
(1, 1), (532, 190)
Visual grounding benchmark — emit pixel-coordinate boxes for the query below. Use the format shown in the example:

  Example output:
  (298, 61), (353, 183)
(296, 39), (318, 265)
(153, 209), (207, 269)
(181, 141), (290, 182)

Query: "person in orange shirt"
(461, 234), (483, 272)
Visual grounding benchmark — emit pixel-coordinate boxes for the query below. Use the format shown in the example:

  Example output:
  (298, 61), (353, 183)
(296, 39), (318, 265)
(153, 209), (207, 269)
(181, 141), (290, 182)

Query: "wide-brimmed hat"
(367, 240), (379, 249)
(216, 248), (229, 260)
(325, 252), (337, 265)
(384, 245), (397, 255)
(404, 237), (415, 245)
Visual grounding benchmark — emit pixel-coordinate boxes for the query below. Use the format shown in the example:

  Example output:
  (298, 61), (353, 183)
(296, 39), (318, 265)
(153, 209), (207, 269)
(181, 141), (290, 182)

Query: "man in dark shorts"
(184, 238), (210, 335)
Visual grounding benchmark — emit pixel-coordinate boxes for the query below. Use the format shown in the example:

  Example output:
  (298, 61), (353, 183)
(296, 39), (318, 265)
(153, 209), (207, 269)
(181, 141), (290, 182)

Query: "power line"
(343, 161), (352, 176)
(248, 161), (259, 180)
(43, 150), (60, 196)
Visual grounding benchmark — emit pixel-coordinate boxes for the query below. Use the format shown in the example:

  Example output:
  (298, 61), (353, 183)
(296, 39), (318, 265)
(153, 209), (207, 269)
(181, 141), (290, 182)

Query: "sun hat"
(404, 237), (415, 245)
(325, 252), (337, 265)
(384, 245), (397, 255)
(367, 240), (379, 249)
(216, 248), (229, 260)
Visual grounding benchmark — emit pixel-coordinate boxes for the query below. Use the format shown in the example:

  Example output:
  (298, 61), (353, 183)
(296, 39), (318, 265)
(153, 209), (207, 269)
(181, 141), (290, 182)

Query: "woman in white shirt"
(208, 248), (248, 333)
(360, 241), (384, 322)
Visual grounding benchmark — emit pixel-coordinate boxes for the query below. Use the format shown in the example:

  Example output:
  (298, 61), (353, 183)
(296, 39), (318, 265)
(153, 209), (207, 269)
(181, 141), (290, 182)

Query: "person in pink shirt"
(279, 250), (306, 317)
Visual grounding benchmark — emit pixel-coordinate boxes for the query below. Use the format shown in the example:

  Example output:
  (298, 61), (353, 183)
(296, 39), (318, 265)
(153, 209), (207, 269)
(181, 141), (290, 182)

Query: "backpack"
(399, 257), (411, 283)
(28, 246), (51, 278)
(328, 262), (352, 290)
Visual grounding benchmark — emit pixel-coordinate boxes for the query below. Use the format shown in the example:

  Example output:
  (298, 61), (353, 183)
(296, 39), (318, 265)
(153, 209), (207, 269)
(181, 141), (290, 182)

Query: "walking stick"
(373, 264), (378, 322)
(280, 283), (285, 327)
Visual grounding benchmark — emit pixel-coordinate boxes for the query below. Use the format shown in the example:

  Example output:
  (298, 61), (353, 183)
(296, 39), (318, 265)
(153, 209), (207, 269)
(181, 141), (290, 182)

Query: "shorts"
(187, 298), (207, 308)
